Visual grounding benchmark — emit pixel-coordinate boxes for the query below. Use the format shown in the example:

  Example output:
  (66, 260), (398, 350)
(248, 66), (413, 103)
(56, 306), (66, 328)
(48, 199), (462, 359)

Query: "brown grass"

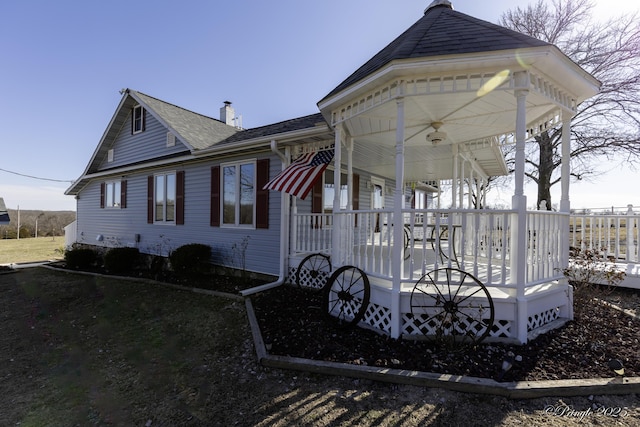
(0, 237), (64, 264)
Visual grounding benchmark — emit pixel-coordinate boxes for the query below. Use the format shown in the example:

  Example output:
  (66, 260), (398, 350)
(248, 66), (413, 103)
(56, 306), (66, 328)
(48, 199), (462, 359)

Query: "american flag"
(263, 148), (334, 199)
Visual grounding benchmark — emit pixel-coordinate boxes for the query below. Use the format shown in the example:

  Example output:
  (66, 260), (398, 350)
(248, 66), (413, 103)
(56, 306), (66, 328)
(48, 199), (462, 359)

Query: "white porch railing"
(292, 209), (568, 288)
(569, 210), (639, 262)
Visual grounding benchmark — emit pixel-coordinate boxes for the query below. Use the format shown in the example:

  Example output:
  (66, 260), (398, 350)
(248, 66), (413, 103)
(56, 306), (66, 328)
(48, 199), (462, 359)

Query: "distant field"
(0, 237), (64, 264)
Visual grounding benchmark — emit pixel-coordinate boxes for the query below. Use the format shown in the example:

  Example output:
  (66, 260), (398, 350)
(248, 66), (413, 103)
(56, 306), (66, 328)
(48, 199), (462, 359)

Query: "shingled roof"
(217, 113), (327, 145)
(322, 2), (551, 101)
(132, 91), (239, 150)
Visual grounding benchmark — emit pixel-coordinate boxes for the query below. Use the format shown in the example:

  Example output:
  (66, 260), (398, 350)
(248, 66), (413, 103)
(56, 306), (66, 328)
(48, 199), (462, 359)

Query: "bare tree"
(501, 0), (640, 209)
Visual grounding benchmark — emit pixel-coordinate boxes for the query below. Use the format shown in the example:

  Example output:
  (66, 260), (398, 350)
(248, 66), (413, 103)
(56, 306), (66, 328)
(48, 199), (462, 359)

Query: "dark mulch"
(251, 284), (639, 382)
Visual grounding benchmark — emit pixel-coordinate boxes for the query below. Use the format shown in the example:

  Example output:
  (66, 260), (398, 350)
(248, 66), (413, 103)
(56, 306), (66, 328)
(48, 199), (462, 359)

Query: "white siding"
(97, 111), (189, 171)
(77, 153), (283, 276)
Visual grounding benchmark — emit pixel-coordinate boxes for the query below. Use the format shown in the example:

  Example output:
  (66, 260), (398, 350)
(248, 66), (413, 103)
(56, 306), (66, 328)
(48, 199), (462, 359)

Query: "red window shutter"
(100, 182), (105, 208)
(311, 178), (323, 229)
(176, 171), (185, 225)
(147, 176), (154, 224)
(312, 179), (323, 213)
(120, 180), (127, 209)
(256, 159), (269, 229)
(210, 166), (220, 227)
(352, 174), (359, 226)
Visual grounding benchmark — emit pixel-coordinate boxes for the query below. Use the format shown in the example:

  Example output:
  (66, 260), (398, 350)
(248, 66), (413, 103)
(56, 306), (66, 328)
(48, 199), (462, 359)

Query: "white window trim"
(220, 159), (257, 229)
(105, 180), (121, 209)
(133, 105), (144, 134)
(154, 171), (176, 225)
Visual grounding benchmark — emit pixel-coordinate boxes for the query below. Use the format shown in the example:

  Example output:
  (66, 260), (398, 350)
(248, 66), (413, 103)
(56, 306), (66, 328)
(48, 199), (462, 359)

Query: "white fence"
(569, 208), (639, 262)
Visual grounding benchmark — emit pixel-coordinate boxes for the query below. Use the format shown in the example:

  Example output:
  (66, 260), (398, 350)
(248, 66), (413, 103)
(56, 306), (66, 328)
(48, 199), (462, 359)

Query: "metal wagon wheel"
(295, 253), (332, 291)
(410, 268), (494, 346)
(323, 265), (370, 328)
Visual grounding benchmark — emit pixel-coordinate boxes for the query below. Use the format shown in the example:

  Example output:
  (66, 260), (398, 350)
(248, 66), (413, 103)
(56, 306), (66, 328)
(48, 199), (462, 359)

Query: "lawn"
(0, 237), (64, 264)
(2, 268), (638, 425)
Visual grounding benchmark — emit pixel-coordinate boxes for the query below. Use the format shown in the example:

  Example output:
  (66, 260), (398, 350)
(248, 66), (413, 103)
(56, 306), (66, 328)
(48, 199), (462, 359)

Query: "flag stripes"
(263, 148), (334, 199)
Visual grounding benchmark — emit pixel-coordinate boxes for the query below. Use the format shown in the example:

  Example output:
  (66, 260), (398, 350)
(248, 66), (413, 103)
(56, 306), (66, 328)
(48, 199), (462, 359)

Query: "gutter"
(240, 141), (290, 296)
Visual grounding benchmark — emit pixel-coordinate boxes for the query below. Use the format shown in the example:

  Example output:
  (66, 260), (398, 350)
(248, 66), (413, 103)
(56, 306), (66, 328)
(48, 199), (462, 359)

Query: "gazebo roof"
(317, 1), (599, 183)
(322, 1), (550, 102)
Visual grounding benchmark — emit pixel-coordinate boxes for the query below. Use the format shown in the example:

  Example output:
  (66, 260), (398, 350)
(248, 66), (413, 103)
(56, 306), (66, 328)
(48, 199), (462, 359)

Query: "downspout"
(241, 140), (289, 296)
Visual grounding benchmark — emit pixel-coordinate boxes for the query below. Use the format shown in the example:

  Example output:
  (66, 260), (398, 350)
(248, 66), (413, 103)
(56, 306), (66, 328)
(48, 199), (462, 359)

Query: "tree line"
(0, 209), (76, 239)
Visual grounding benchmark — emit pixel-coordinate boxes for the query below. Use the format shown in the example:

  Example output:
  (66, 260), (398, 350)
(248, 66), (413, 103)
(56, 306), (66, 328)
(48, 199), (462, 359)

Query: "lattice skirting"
(400, 315), (512, 338)
(527, 307), (560, 331)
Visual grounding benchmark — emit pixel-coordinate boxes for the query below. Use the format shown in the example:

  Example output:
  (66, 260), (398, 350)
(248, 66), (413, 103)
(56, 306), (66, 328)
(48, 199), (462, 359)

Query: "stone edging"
(32, 266), (640, 398)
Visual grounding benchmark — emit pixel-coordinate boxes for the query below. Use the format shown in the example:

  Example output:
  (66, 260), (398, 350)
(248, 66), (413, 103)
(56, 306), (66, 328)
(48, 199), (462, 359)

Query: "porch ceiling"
(343, 83), (561, 182)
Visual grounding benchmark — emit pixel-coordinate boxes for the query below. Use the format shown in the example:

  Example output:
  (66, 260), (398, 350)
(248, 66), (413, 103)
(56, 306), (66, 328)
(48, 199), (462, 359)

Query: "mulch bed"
(251, 284), (639, 382)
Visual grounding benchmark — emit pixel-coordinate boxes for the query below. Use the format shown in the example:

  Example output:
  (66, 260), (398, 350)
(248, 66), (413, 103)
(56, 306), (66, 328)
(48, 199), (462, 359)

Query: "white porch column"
(560, 111), (572, 270)
(347, 137), (354, 210)
(451, 144), (459, 208)
(511, 75), (529, 344)
(560, 112), (572, 213)
(331, 125), (343, 267)
(391, 92), (406, 339)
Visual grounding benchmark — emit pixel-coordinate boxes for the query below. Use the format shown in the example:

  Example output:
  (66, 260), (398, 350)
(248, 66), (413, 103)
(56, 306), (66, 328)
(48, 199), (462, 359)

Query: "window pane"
(133, 106), (142, 132)
(106, 183), (114, 207)
(239, 163), (254, 225)
(113, 182), (121, 207)
(223, 166), (236, 224)
(155, 176), (165, 221)
(166, 174), (176, 221)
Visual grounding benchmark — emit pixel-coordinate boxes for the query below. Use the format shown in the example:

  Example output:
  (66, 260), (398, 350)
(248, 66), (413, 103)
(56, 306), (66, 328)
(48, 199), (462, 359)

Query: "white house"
(66, 1), (599, 344)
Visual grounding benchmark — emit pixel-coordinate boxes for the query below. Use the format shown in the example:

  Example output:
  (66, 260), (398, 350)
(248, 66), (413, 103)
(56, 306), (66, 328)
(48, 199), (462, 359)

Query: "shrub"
(65, 248), (97, 270)
(562, 247), (626, 319)
(104, 247), (140, 274)
(169, 243), (211, 275)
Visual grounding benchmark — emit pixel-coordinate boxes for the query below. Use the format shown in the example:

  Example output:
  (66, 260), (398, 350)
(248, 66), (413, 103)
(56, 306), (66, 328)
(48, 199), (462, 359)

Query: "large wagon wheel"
(323, 265), (370, 328)
(295, 253), (332, 291)
(410, 268), (494, 346)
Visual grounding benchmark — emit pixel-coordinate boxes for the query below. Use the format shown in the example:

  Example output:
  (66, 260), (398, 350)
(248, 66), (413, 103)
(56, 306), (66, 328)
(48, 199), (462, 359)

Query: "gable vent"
(166, 132), (176, 147)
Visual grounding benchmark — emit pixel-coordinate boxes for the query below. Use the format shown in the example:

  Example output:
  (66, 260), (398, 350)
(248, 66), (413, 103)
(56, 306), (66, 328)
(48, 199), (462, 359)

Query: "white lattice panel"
(527, 307), (560, 331)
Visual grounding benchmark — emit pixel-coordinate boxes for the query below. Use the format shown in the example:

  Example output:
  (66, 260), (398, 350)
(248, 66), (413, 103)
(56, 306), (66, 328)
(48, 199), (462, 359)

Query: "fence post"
(626, 205), (636, 262)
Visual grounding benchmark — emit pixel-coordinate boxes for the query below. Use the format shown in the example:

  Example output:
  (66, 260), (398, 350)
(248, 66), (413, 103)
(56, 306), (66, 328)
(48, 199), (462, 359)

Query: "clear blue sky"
(1, 0), (637, 211)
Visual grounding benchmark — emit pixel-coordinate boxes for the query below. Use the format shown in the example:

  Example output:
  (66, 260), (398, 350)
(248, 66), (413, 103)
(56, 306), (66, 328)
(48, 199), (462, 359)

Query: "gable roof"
(133, 91), (239, 150)
(0, 198), (9, 224)
(321, 3), (551, 102)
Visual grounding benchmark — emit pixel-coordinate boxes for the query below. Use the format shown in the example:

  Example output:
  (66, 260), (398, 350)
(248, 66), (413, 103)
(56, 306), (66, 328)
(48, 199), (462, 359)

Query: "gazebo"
(288, 1), (599, 344)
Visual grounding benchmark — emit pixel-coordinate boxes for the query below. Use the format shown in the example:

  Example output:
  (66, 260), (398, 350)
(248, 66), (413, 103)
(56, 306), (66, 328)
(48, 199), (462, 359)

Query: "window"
(155, 173), (176, 222)
(222, 161), (255, 227)
(105, 181), (121, 208)
(322, 171), (348, 213)
(107, 148), (114, 163)
(132, 105), (145, 134)
(210, 159), (268, 229)
(100, 180), (126, 209)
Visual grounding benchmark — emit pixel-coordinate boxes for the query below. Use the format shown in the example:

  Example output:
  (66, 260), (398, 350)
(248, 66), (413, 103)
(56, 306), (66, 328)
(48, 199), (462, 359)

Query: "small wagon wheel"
(323, 265), (370, 328)
(410, 268), (494, 346)
(295, 253), (332, 291)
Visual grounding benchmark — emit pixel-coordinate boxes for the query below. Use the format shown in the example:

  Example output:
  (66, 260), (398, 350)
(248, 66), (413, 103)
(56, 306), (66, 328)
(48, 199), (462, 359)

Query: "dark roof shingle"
(322, 5), (550, 100)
